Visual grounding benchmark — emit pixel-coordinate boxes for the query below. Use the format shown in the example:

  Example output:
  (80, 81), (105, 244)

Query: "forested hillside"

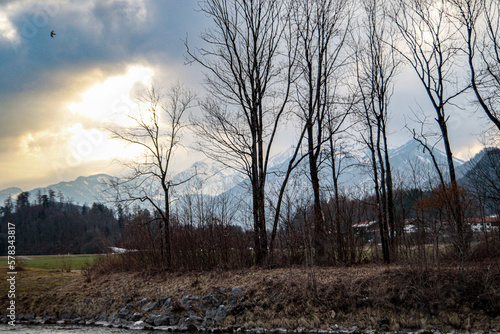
(0, 191), (124, 255)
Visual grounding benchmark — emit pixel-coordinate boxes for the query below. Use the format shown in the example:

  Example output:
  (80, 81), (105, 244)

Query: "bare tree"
(109, 84), (195, 267)
(291, 0), (351, 263)
(325, 136), (357, 263)
(186, 0), (295, 265)
(391, 0), (468, 260)
(449, 0), (500, 132)
(355, 0), (400, 262)
(463, 147), (500, 216)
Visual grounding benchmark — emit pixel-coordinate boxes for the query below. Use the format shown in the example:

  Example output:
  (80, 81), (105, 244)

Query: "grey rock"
(85, 319), (96, 326)
(96, 313), (107, 322)
(205, 308), (217, 319)
(118, 308), (130, 319)
(181, 295), (198, 303)
(113, 317), (130, 327)
(43, 316), (57, 324)
(228, 296), (239, 307)
(159, 297), (170, 305)
(231, 288), (244, 296)
(201, 293), (213, 301)
(130, 312), (143, 322)
(142, 301), (158, 313)
(200, 294), (215, 311)
(154, 314), (170, 326)
(186, 310), (199, 318)
(181, 295), (199, 310)
(186, 323), (198, 331)
(200, 292), (225, 311)
(107, 313), (116, 323)
(182, 300), (194, 310)
(130, 320), (146, 330)
(60, 311), (70, 320)
(214, 305), (229, 323)
(144, 314), (160, 325)
(179, 316), (202, 331)
(95, 321), (110, 327)
(169, 314), (180, 326)
(202, 318), (214, 328)
(191, 315), (204, 323)
(137, 298), (148, 307)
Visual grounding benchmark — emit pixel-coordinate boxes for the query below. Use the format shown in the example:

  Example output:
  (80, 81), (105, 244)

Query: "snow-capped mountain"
(0, 187), (22, 205)
(387, 139), (465, 183)
(0, 174), (118, 207)
(0, 140), (484, 212)
(171, 160), (245, 196)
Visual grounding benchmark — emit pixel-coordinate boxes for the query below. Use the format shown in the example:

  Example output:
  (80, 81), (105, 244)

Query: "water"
(0, 324), (158, 333)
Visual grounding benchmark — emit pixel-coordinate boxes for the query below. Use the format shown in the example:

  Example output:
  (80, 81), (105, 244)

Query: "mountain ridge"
(0, 140), (490, 208)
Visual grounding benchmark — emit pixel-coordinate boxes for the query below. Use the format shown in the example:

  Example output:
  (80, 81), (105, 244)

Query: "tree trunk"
(307, 122), (326, 263)
(164, 189), (171, 268)
(329, 137), (344, 263)
(375, 120), (391, 263)
(437, 115), (465, 259)
(382, 119), (397, 255)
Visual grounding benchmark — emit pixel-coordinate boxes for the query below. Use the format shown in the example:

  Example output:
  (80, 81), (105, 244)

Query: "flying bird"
(50, 30), (56, 38)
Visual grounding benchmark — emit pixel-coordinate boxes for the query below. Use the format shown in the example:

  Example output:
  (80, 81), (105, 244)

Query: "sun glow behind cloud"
(0, 1), (208, 190)
(66, 65), (155, 162)
(68, 66), (154, 125)
(13, 65), (155, 188)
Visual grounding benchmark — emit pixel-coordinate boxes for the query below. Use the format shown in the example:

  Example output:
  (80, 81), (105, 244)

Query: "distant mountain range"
(0, 174), (118, 207)
(0, 140), (496, 210)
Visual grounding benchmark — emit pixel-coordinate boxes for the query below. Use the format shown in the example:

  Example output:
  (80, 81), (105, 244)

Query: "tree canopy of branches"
(109, 84), (195, 268)
(449, 0), (500, 133)
(392, 0), (468, 259)
(186, 0), (294, 265)
(355, 0), (400, 263)
(292, 0), (351, 264)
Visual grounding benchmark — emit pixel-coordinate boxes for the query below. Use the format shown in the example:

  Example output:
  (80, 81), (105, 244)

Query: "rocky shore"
(1, 286), (367, 333)
(3, 287), (251, 332)
(1, 265), (499, 332)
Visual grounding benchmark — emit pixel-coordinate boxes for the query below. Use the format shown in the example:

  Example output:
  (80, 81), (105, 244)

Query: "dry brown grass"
(0, 266), (78, 316)
(1, 263), (499, 330)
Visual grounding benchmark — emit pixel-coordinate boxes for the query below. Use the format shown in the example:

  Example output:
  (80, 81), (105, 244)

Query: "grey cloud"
(0, 0), (204, 94)
(0, 0), (205, 140)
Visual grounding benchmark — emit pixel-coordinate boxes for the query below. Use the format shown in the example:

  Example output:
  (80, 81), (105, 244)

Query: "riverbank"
(1, 263), (499, 332)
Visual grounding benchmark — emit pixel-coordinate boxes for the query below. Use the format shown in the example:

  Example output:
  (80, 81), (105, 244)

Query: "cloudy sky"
(0, 0), (491, 192)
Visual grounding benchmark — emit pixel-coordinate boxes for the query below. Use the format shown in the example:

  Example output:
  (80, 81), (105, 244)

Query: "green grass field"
(0, 254), (97, 271)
